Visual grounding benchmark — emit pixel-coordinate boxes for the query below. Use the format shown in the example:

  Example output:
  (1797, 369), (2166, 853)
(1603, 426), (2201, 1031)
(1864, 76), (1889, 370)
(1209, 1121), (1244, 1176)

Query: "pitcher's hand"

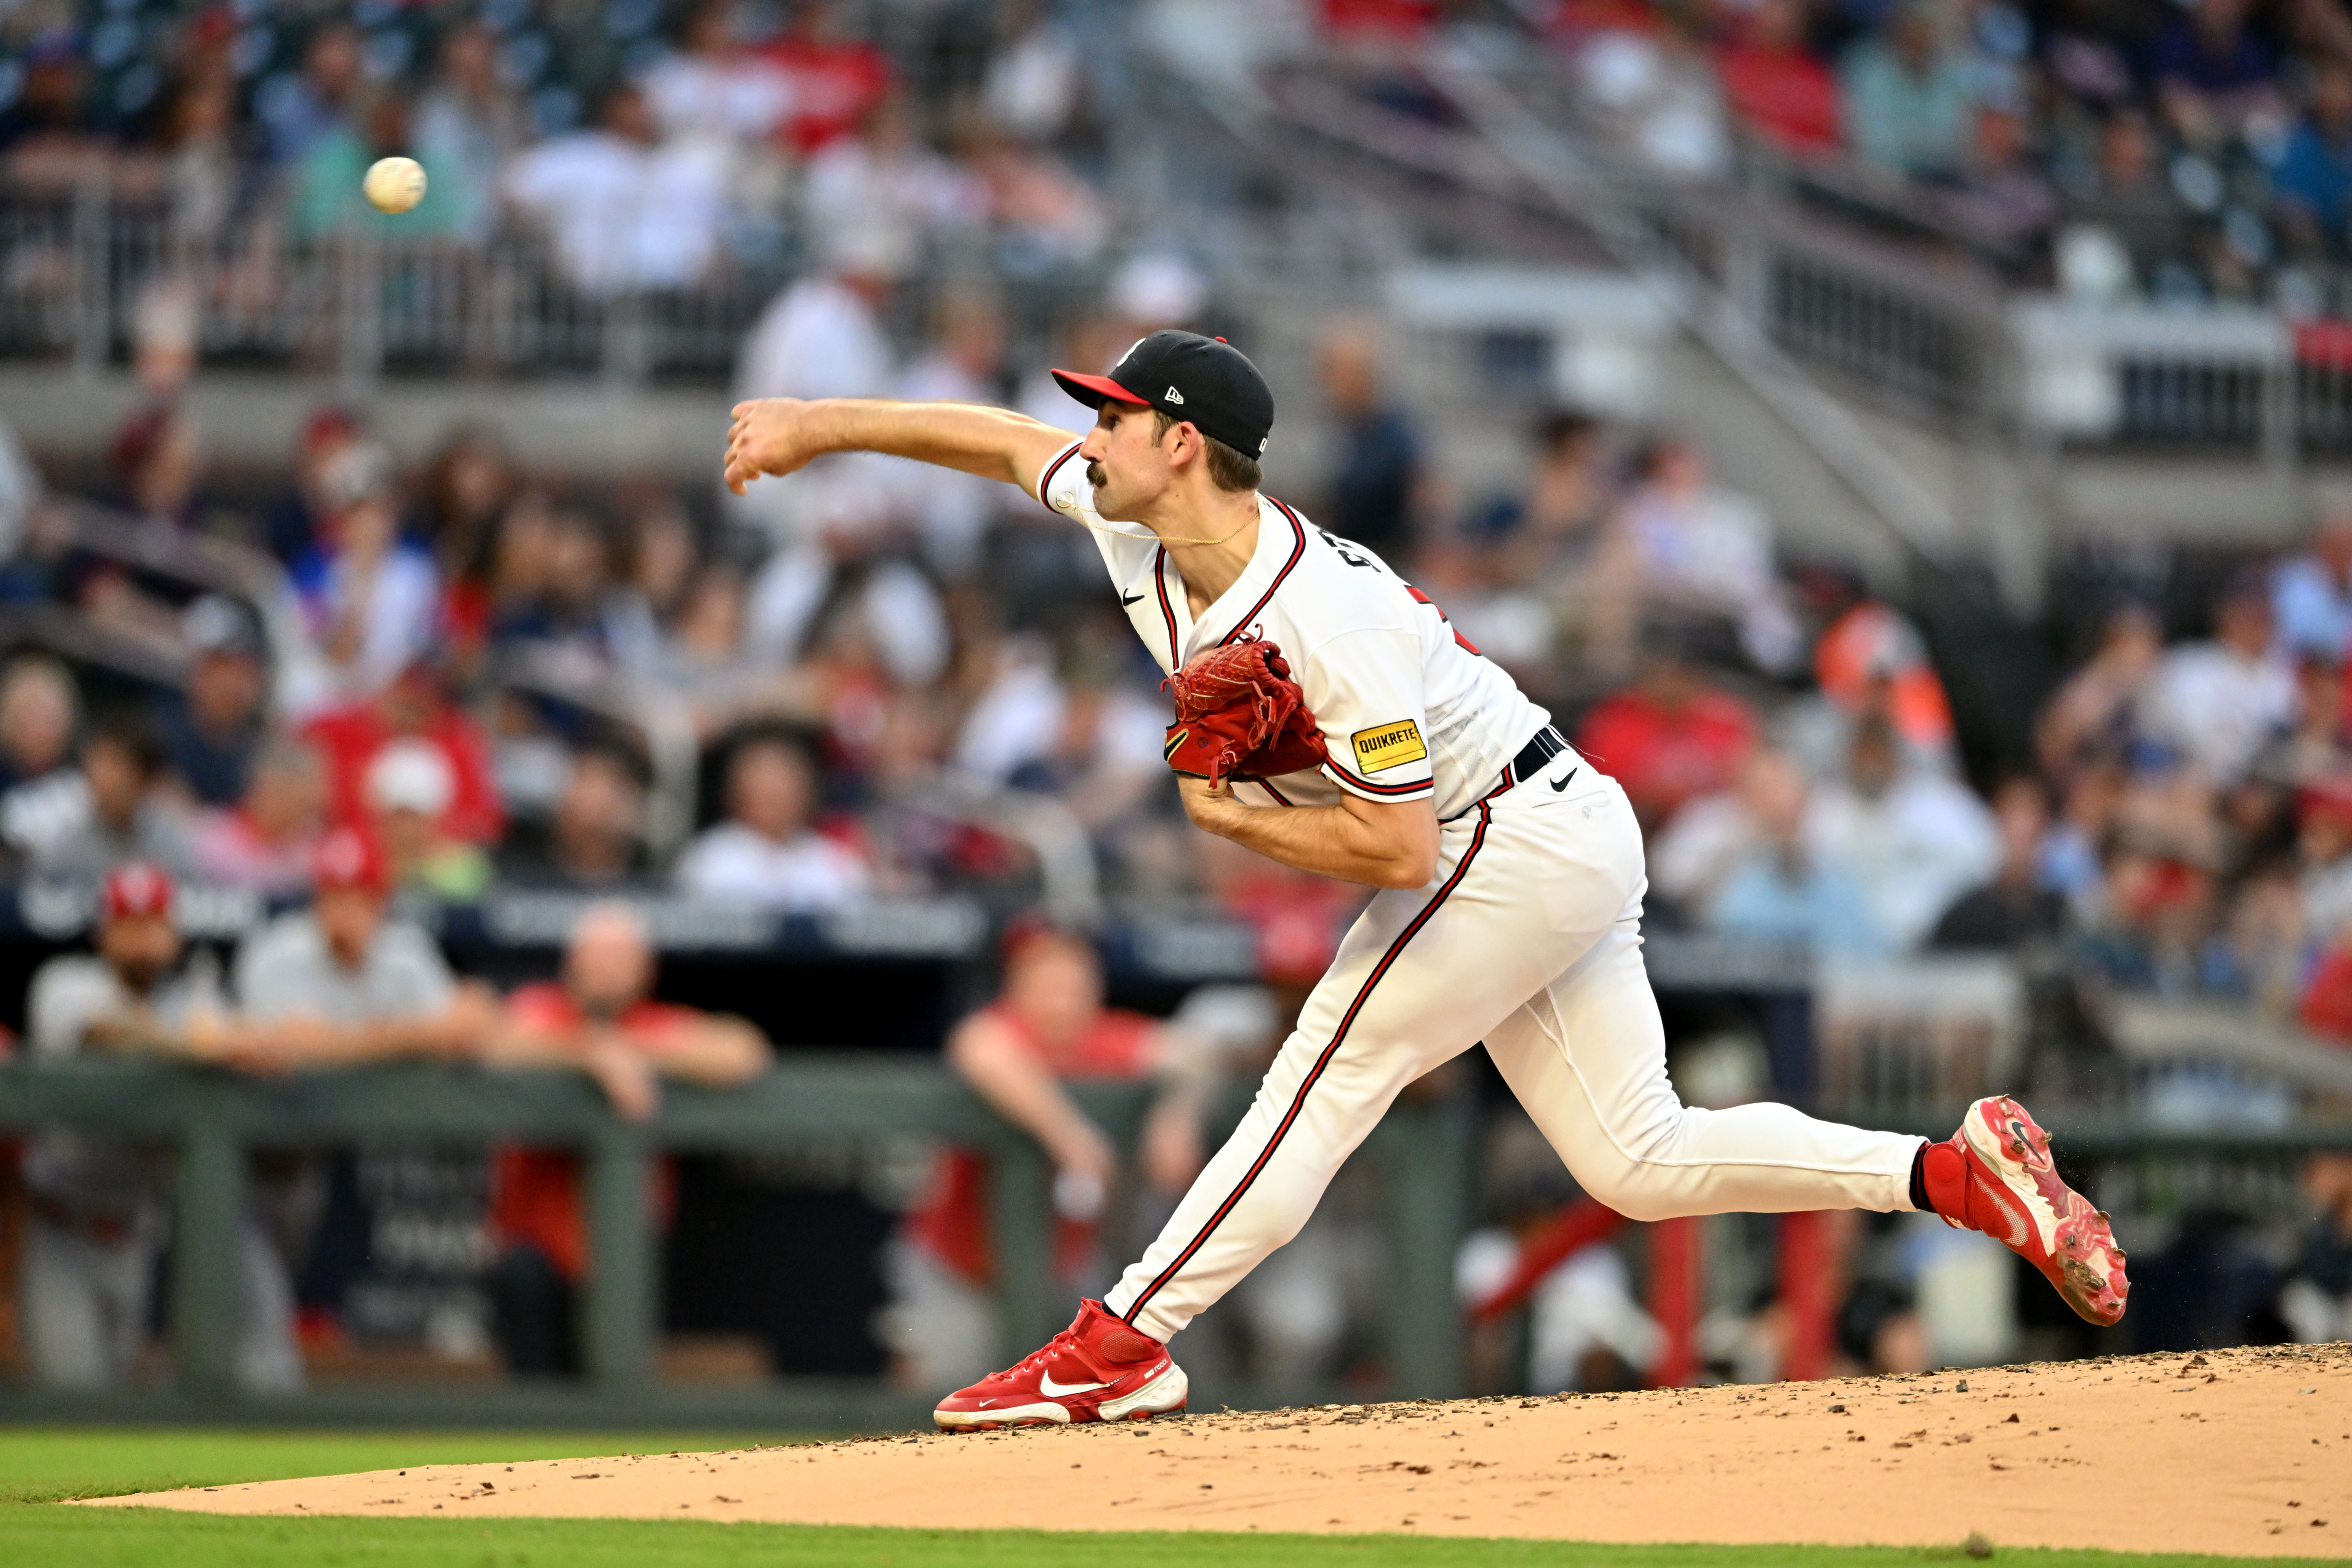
(724, 398), (826, 495)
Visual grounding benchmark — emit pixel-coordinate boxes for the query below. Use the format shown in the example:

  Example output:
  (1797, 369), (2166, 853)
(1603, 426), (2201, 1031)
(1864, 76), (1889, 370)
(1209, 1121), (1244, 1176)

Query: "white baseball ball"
(362, 156), (427, 215)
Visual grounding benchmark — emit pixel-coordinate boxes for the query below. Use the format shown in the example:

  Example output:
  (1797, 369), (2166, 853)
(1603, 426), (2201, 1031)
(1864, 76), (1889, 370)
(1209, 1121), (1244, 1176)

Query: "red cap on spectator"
(312, 827), (388, 894)
(100, 861), (174, 922)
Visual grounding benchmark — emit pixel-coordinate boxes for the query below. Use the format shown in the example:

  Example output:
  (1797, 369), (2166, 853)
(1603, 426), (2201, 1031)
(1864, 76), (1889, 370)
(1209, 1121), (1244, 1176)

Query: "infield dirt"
(96, 1345), (2351, 1556)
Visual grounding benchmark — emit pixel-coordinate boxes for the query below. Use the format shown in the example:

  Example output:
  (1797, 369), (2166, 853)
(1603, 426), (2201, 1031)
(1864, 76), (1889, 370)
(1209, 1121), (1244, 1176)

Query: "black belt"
(1505, 725), (1570, 790)
(1444, 726), (1575, 822)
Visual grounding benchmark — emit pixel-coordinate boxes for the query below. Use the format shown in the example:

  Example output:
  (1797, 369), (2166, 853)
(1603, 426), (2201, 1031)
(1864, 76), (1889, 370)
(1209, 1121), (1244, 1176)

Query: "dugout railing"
(2, 928), (2347, 1425)
(0, 1054), (1472, 1429)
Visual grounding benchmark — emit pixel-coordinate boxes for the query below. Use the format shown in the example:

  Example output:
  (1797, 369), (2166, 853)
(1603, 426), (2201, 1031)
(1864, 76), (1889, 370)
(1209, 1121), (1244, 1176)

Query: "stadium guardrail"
(0, 173), (798, 393)
(6, 162), (2338, 467)
(0, 1056), (1473, 1427)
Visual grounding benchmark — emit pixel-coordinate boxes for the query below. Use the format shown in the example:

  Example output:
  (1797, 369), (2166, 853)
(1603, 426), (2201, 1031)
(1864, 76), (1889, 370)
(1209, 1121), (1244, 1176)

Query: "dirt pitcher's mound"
(97, 1346), (2350, 1555)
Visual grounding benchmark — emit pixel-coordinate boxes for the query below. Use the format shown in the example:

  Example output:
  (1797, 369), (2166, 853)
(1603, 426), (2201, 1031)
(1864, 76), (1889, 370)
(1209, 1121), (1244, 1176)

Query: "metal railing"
(0, 176), (795, 392)
(0, 1055), (1475, 1425)
(11, 148), (2345, 469)
(1246, 49), (2352, 472)
(0, 969), (2343, 1422)
(0, 497), (307, 699)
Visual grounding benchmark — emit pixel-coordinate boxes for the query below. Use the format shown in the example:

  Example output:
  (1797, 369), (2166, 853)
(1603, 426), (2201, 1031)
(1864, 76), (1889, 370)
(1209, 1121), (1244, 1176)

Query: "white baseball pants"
(1104, 763), (1925, 1343)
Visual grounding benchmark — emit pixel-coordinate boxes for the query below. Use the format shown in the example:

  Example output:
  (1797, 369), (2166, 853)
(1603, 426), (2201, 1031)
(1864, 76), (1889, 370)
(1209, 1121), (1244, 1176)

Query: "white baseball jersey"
(1023, 436), (1926, 1351)
(1037, 440), (1550, 820)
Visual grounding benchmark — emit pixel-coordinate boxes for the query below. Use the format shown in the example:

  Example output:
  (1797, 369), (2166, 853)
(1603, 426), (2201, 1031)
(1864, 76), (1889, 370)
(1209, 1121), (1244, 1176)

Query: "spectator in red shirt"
(300, 660), (503, 848)
(761, 0), (891, 156)
(480, 903), (769, 1375)
(1574, 627), (1760, 832)
(892, 924), (1214, 1393)
(2302, 941), (2352, 1045)
(1713, 0), (1842, 158)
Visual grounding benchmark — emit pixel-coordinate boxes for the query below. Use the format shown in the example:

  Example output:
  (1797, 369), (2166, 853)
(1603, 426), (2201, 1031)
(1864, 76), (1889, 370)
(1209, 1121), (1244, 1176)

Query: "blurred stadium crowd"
(16, 0), (2352, 308)
(0, 0), (2347, 1402)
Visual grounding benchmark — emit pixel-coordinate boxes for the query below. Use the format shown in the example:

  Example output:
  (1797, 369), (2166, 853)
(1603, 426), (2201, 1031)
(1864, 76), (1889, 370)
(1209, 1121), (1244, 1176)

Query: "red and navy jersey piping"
(1037, 443), (1082, 505)
(1152, 547), (1180, 666)
(1249, 777), (1297, 807)
(1214, 498), (1309, 647)
(1322, 757), (1435, 798)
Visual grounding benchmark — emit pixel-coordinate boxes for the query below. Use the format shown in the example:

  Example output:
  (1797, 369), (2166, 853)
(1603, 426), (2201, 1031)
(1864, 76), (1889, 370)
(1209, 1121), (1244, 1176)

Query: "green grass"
(0, 1428), (2318, 1567)
(0, 1427), (790, 1506)
(0, 1512), (2326, 1568)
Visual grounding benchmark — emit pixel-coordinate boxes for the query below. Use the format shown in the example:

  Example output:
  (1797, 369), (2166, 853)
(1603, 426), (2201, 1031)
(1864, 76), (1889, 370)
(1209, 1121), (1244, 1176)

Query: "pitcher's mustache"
(1086, 461), (1108, 489)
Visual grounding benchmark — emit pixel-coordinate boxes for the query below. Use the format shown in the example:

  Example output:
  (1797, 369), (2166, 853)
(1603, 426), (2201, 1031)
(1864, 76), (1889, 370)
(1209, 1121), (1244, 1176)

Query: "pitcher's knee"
(1565, 1112), (1705, 1222)
(1562, 1158), (1672, 1221)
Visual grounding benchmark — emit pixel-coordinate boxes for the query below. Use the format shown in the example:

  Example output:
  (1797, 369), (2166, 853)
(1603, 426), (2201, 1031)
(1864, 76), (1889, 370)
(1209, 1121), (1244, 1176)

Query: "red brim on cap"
(1051, 369), (1150, 408)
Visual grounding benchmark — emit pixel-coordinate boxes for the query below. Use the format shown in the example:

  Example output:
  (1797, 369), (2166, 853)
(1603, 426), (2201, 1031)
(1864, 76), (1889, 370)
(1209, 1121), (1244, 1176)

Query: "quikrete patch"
(1350, 720), (1428, 773)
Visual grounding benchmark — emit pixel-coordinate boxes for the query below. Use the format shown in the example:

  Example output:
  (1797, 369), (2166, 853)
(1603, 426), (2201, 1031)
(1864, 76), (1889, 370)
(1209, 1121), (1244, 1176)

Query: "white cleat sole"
(933, 1401), (1071, 1429)
(1099, 1361), (1188, 1421)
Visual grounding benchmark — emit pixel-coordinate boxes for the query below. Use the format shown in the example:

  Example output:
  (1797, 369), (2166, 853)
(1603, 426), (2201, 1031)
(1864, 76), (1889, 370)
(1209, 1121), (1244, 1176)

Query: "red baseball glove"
(1163, 638), (1329, 788)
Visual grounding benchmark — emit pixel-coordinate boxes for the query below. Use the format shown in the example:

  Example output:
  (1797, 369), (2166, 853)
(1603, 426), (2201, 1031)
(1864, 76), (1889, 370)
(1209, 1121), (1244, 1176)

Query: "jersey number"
(1318, 527), (1377, 570)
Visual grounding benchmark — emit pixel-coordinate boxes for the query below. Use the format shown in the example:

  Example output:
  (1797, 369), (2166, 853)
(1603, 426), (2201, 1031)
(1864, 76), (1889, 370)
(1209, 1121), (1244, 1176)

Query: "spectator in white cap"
(366, 737), (490, 902)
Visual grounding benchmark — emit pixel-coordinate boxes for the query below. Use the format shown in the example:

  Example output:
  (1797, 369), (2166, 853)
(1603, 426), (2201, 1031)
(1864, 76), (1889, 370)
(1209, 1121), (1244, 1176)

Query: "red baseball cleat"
(932, 1299), (1188, 1432)
(1920, 1095), (2128, 1327)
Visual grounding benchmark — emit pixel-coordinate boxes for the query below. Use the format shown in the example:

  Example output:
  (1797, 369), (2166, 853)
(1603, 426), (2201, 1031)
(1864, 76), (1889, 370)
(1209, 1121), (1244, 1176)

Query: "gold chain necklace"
(1074, 511), (1257, 549)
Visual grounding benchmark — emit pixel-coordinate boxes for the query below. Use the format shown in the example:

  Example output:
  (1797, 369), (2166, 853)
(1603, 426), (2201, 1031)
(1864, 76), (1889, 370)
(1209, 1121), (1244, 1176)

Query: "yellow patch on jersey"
(1350, 719), (1427, 774)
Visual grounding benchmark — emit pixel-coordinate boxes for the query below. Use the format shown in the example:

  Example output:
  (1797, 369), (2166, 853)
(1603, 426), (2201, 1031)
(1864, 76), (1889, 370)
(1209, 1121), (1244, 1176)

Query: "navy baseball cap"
(1053, 330), (1274, 459)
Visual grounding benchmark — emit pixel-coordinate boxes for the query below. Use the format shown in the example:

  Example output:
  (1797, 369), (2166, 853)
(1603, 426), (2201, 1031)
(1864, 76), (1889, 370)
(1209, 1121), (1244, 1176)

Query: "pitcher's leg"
(1106, 803), (1573, 1342)
(1487, 909), (1921, 1219)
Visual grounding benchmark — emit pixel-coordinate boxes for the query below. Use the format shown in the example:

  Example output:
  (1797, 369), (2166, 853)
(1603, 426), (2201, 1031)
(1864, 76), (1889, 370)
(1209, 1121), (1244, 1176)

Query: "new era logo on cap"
(1164, 386), (1185, 404)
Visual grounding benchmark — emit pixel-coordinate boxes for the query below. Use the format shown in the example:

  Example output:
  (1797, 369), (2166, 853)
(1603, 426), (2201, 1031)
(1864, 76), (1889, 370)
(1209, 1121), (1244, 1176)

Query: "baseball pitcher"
(723, 330), (2127, 1430)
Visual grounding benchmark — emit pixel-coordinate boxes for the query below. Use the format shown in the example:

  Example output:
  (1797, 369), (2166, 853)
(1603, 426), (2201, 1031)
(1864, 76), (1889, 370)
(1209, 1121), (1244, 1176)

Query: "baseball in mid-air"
(362, 156), (427, 214)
